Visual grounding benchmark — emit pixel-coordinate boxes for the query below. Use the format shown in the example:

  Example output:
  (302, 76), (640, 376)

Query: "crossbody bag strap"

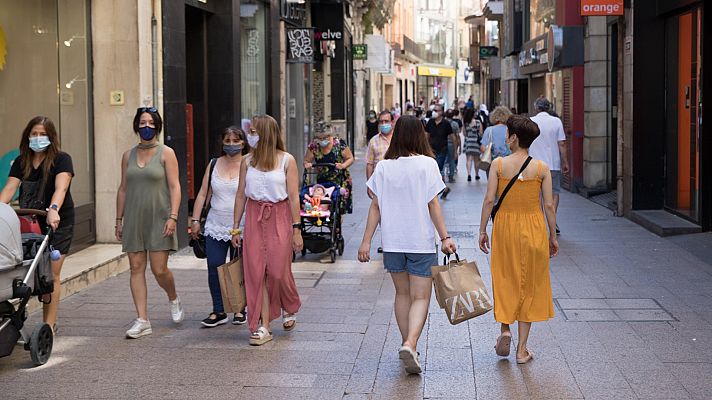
(203, 158), (217, 216)
(490, 156), (532, 221)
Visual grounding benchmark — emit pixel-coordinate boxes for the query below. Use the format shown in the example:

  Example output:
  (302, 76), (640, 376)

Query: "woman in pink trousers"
(231, 115), (303, 345)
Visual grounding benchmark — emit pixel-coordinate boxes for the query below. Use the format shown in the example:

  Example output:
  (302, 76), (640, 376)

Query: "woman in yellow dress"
(478, 115), (558, 364)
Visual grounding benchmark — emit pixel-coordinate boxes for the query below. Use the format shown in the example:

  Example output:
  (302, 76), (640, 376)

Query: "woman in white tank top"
(190, 126), (248, 327)
(231, 115), (303, 346)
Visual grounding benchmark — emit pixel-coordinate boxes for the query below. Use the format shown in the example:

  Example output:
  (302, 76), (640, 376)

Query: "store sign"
(352, 44), (367, 60)
(580, 0), (624, 16)
(546, 25), (563, 71)
(280, 0), (307, 24)
(314, 29), (343, 41)
(286, 28), (314, 63)
(479, 46), (498, 58)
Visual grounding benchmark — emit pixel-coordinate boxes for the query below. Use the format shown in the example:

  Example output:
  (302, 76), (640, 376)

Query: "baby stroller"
(300, 163), (348, 263)
(0, 204), (56, 366)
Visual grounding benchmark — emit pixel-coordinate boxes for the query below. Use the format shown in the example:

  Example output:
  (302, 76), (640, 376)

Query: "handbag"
(190, 158), (217, 259)
(431, 253), (493, 325)
(217, 246), (246, 313)
(478, 130), (493, 171)
(490, 156), (532, 221)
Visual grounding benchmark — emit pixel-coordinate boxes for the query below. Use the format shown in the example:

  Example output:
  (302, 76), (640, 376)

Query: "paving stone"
(556, 298), (608, 309)
(561, 309), (620, 321)
(614, 309), (676, 321)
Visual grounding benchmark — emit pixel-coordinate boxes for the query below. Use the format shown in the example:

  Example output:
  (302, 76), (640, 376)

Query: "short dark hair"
(133, 108), (163, 133)
(506, 115), (540, 149)
(384, 116), (434, 159)
(378, 110), (393, 121)
(535, 97), (551, 112)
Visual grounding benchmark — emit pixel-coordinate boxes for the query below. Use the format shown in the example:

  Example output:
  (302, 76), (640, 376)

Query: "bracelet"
(168, 216), (177, 222)
(191, 219), (200, 223)
(116, 218), (122, 221)
(292, 223), (302, 229)
(229, 228), (241, 236)
(440, 236), (451, 242)
(479, 231), (487, 235)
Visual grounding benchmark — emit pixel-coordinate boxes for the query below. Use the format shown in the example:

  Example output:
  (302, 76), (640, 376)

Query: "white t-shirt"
(366, 155), (445, 253)
(529, 112), (566, 171)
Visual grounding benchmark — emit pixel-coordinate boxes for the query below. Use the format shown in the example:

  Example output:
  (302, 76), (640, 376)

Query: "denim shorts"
(551, 170), (561, 194)
(383, 252), (437, 278)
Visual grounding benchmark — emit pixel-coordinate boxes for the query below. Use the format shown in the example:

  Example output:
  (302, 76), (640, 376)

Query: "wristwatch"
(49, 204), (59, 211)
(292, 223), (302, 229)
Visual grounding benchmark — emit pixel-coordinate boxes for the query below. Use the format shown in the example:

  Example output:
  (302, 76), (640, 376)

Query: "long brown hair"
(384, 116), (434, 159)
(19, 116), (61, 182)
(249, 115), (285, 170)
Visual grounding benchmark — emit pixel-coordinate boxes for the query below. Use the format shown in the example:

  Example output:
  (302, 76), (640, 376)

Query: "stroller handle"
(310, 162), (337, 168)
(15, 208), (48, 217)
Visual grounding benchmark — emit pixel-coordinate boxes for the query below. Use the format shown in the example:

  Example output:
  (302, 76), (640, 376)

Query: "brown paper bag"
(432, 256), (493, 325)
(217, 257), (246, 314)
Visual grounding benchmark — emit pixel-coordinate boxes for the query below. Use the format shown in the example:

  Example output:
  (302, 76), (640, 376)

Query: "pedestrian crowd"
(1, 94), (567, 375)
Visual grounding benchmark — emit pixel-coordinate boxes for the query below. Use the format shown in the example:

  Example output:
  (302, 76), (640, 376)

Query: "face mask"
(433, 112), (441, 119)
(223, 144), (243, 156)
(369, 114), (376, 119)
(379, 124), (392, 134)
(138, 126), (157, 141)
(318, 139), (330, 147)
(247, 134), (260, 148)
(29, 136), (51, 153)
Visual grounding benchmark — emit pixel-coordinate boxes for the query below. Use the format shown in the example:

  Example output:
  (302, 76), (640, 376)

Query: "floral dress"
(307, 137), (353, 213)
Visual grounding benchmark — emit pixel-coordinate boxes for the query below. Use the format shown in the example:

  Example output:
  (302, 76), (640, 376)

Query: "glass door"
(665, 8), (702, 222)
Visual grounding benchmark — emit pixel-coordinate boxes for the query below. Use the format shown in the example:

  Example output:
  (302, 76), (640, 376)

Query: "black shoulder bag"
(190, 158), (217, 259)
(490, 156), (532, 221)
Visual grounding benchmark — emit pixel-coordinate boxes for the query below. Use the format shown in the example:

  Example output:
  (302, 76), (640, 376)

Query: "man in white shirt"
(529, 98), (569, 235)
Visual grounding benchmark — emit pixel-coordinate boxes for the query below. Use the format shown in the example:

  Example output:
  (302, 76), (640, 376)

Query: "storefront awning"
(417, 66), (456, 78)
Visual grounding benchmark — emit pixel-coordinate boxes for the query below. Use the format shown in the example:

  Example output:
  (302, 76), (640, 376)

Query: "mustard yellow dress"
(491, 158), (554, 324)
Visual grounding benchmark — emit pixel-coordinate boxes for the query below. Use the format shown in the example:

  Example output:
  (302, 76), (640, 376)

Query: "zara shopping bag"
(217, 248), (246, 313)
(432, 253), (493, 325)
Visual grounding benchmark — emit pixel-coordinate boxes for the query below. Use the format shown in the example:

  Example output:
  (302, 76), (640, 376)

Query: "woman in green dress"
(115, 107), (184, 339)
(303, 129), (354, 213)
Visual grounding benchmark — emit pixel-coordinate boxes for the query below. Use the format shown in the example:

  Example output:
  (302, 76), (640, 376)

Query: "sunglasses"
(137, 107), (158, 114)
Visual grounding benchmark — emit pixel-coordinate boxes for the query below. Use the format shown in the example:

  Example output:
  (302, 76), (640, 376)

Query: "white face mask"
(247, 134), (260, 148)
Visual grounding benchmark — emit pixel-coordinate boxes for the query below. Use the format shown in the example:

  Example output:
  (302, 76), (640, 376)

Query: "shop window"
(530, 0), (555, 39)
(0, 1), (93, 229)
(240, 1), (268, 119)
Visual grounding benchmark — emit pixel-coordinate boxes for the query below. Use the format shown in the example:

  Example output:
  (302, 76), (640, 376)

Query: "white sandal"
(282, 313), (297, 331)
(249, 327), (273, 346)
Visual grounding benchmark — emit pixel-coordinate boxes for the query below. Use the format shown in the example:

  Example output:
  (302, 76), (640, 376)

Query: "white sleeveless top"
(244, 153), (290, 203)
(204, 160), (239, 241)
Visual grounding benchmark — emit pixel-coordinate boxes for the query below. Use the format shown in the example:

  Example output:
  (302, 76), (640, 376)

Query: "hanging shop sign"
(417, 66), (456, 78)
(286, 28), (315, 63)
(281, 0), (307, 25)
(352, 44), (367, 60)
(479, 46), (498, 58)
(580, 0), (624, 16)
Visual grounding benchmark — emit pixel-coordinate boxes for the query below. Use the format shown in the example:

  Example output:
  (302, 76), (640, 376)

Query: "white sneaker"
(170, 296), (184, 323)
(126, 318), (152, 339)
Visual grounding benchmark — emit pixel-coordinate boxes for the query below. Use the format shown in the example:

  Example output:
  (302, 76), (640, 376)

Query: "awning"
(417, 66), (456, 78)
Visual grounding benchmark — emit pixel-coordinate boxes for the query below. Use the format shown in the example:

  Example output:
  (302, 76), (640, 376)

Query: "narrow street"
(1, 152), (711, 399)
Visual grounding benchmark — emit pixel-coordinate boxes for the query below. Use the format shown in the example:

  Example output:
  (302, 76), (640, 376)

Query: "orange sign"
(580, 0), (624, 16)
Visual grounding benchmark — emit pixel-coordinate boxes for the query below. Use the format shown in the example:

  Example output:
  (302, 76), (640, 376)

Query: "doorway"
(665, 8), (702, 222)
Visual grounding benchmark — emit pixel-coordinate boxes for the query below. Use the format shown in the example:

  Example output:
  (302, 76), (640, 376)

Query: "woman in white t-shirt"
(358, 115), (457, 375)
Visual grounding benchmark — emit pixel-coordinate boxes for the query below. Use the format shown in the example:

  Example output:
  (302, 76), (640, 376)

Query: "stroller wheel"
(301, 248), (307, 256)
(337, 238), (345, 256)
(29, 323), (53, 366)
(329, 249), (336, 263)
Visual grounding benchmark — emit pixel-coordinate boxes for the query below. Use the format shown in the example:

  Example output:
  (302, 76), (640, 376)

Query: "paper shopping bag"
(432, 255), (493, 325)
(217, 257), (246, 314)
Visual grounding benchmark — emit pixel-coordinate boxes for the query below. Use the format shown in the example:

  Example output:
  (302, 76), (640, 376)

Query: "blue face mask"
(223, 144), (243, 156)
(318, 139), (330, 147)
(29, 136), (51, 152)
(379, 124), (392, 134)
(138, 126), (157, 141)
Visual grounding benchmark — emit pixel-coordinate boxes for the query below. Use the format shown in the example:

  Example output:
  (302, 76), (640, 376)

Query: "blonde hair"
(250, 115), (285, 171)
(489, 106), (512, 125)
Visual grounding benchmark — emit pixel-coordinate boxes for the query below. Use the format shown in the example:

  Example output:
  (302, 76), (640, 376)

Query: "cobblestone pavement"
(1, 153), (711, 399)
